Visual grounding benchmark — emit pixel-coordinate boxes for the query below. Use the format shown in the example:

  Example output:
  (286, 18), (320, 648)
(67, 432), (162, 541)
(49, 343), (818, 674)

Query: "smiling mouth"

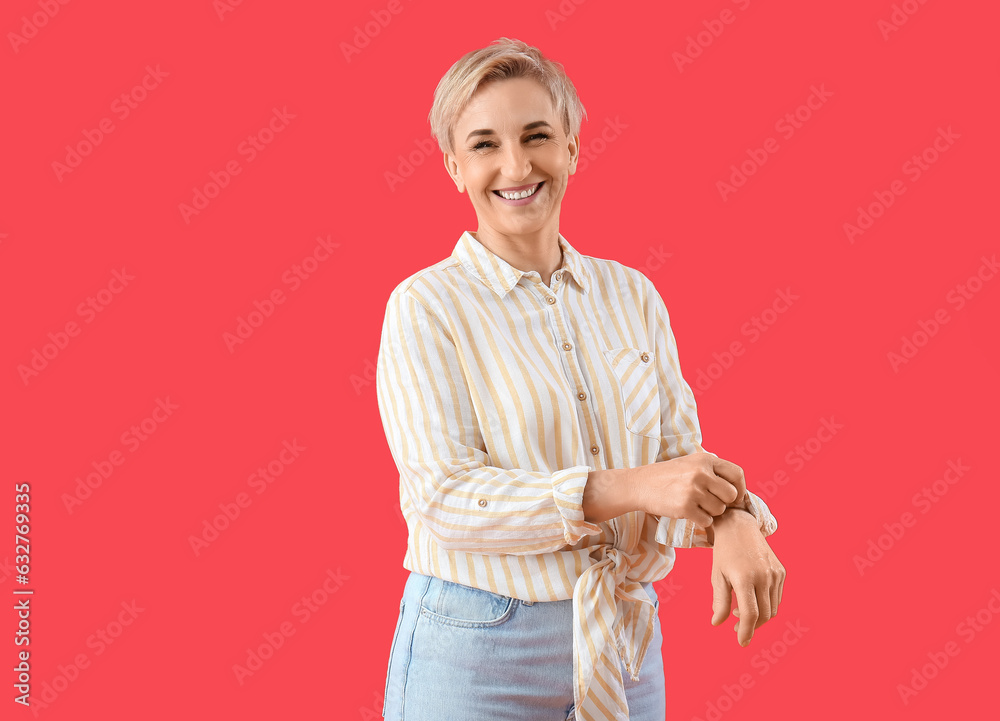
(493, 182), (543, 200)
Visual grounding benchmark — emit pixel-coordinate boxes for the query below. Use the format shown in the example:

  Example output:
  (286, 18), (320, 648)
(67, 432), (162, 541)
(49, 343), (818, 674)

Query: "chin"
(497, 218), (546, 233)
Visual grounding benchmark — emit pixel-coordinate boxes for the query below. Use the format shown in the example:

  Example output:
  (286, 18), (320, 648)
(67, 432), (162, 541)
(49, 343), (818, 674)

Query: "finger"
(754, 581), (771, 631)
(698, 494), (728, 517)
(706, 475), (740, 505)
(689, 508), (714, 527)
(769, 580), (780, 619)
(733, 582), (758, 646)
(711, 459), (747, 504)
(711, 575), (734, 626)
(776, 566), (785, 612)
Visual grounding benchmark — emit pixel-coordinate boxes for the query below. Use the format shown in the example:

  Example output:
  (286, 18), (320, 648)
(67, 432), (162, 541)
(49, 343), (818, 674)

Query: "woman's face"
(443, 77), (580, 241)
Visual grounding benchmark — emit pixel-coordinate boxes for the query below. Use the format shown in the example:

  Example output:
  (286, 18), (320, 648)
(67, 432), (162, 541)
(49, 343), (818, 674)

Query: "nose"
(501, 142), (531, 182)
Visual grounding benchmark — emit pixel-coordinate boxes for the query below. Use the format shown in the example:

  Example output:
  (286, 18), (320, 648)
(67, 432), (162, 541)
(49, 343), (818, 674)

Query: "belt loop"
(522, 599), (534, 606)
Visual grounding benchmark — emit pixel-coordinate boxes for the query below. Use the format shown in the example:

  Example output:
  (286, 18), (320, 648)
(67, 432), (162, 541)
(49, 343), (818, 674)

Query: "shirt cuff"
(653, 491), (777, 547)
(553, 465), (604, 545)
(740, 490), (778, 537)
(653, 516), (701, 547)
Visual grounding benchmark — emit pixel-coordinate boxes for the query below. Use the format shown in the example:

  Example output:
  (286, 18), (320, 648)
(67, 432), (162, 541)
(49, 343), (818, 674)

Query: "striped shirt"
(376, 230), (778, 721)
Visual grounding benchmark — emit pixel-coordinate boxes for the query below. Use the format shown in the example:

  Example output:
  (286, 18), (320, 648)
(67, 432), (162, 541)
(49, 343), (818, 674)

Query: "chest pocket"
(603, 347), (660, 439)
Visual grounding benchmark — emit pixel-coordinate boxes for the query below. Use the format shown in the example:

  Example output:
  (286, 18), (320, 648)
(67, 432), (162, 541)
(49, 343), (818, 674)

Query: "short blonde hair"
(428, 37), (587, 155)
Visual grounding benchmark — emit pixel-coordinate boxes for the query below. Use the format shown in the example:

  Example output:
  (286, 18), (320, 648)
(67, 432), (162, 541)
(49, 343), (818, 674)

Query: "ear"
(567, 133), (581, 176)
(443, 151), (465, 193)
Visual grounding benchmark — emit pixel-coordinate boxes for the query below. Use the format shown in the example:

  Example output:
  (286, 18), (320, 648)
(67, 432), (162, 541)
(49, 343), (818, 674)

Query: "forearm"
(395, 462), (608, 555)
(582, 468), (638, 522)
(581, 456), (780, 542)
(584, 460), (756, 527)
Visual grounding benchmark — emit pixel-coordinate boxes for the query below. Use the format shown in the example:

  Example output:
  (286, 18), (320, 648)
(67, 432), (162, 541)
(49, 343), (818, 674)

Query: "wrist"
(719, 504), (754, 519)
(707, 505), (756, 544)
(715, 506), (755, 526)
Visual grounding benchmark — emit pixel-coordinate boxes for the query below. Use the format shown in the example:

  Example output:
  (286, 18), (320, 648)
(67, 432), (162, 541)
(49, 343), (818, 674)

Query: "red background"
(2, 0), (998, 718)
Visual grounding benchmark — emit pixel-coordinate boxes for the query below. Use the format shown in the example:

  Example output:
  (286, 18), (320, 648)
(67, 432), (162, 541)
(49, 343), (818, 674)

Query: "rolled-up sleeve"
(641, 277), (778, 548)
(376, 288), (603, 554)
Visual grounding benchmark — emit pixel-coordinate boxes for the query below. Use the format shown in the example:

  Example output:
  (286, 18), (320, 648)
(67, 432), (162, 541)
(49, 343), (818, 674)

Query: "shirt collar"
(451, 230), (592, 298)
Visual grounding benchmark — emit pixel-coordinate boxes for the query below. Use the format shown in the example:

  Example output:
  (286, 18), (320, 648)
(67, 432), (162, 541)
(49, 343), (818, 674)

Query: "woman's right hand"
(625, 452), (747, 527)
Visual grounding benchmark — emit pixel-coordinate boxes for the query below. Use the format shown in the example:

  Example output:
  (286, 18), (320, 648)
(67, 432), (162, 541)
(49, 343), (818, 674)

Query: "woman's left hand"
(708, 508), (785, 646)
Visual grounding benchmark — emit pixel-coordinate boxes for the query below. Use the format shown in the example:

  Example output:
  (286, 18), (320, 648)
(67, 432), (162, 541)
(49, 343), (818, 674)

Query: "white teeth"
(498, 183), (539, 200)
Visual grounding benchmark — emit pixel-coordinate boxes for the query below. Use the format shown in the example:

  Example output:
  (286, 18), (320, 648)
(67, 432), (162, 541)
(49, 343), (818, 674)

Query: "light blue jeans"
(381, 571), (665, 720)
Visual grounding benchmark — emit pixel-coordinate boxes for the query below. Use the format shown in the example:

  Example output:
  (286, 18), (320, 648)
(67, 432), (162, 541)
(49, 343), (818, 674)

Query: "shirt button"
(562, 342), (572, 351)
(640, 352), (650, 363)
(590, 445), (599, 455)
(577, 391), (587, 401)
(478, 499), (488, 507)
(546, 296), (556, 304)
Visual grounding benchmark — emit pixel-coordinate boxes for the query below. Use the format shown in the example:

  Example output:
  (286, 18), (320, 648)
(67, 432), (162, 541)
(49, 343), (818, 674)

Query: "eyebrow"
(465, 121), (553, 141)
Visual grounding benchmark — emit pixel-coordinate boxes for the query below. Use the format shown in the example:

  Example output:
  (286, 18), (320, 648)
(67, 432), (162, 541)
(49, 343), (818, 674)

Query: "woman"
(376, 38), (785, 721)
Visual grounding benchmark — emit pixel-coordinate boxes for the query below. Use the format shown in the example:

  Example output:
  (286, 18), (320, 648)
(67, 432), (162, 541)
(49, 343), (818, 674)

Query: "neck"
(473, 226), (564, 286)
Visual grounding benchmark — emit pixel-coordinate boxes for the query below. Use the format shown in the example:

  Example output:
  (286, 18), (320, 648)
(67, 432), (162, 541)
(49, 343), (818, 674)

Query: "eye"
(472, 133), (551, 151)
